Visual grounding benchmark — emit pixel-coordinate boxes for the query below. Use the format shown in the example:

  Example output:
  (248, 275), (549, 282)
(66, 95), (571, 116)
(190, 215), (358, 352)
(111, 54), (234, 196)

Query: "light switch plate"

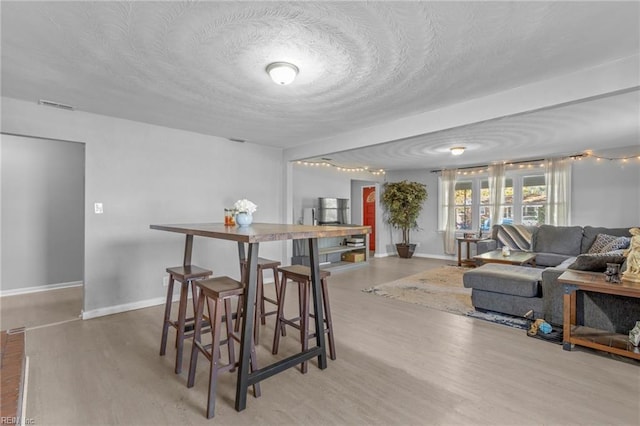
(94, 203), (103, 214)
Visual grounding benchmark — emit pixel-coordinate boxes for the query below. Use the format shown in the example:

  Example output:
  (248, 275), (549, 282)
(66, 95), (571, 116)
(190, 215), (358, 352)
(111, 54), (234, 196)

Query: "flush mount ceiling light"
(450, 146), (466, 156)
(266, 62), (299, 85)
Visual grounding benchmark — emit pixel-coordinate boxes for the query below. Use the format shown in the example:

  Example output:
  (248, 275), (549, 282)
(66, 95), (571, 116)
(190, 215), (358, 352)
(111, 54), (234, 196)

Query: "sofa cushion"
(535, 252), (573, 268)
(568, 252), (626, 272)
(588, 233), (630, 253)
(532, 225), (583, 256)
(581, 226), (632, 253)
(463, 264), (542, 298)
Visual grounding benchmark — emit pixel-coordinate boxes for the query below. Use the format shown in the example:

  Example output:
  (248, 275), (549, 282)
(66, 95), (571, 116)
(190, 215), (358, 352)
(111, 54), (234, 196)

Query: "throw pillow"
(601, 236), (631, 252)
(568, 252), (626, 272)
(587, 234), (619, 254)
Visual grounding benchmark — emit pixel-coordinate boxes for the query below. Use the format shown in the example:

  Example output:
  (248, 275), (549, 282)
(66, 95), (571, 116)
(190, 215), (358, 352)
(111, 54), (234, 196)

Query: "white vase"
(236, 212), (253, 227)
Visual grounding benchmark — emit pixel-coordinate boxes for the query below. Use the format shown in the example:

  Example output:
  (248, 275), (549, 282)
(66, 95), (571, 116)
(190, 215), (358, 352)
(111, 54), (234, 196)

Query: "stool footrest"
(248, 347), (324, 385)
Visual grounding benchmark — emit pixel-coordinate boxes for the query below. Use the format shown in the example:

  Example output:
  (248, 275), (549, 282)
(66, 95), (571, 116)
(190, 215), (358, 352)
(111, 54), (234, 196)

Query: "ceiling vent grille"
(38, 99), (75, 111)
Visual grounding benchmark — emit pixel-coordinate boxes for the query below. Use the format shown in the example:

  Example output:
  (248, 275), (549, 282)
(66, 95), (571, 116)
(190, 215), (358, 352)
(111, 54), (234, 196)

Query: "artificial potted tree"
(380, 180), (428, 258)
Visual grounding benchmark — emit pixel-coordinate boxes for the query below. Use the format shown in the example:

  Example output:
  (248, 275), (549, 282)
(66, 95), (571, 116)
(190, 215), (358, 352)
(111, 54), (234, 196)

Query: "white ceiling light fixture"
(266, 62), (299, 85)
(450, 146), (466, 156)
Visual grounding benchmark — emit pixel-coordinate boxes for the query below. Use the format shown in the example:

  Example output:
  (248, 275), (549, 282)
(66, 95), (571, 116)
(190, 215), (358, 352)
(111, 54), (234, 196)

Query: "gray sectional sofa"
(463, 224), (638, 333)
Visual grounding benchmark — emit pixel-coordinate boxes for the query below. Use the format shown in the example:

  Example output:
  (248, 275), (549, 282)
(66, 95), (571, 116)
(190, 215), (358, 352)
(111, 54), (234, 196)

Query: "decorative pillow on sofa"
(568, 252), (626, 272)
(588, 234), (630, 254)
(602, 236), (630, 252)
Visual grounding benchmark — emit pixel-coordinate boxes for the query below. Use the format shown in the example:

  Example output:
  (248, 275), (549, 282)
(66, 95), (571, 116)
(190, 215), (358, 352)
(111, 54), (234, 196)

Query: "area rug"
(362, 265), (473, 316)
(362, 265), (544, 335)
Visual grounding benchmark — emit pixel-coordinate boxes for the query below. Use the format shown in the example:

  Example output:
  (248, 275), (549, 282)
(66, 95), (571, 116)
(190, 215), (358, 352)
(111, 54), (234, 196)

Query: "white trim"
(82, 296), (166, 320)
(82, 278), (276, 320)
(373, 251), (455, 262)
(0, 281), (83, 297)
(412, 253), (457, 262)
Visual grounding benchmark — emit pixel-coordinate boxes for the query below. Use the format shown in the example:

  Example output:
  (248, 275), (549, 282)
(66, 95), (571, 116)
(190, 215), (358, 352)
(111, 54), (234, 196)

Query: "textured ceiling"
(310, 90), (640, 170)
(1, 1), (639, 169)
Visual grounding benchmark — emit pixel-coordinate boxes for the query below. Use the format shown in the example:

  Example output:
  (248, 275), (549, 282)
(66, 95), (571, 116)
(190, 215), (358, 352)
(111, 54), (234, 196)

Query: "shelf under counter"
(319, 245), (366, 255)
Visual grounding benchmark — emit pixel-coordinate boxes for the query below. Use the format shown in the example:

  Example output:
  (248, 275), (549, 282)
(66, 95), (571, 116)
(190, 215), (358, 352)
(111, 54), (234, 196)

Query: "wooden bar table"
(150, 222), (371, 411)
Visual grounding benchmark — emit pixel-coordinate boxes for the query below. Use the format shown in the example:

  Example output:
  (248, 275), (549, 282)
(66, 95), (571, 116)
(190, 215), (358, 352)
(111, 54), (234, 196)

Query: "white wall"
(377, 170), (443, 258)
(1, 97), (284, 317)
(1, 135), (85, 291)
(291, 163), (380, 224)
(572, 148), (640, 227)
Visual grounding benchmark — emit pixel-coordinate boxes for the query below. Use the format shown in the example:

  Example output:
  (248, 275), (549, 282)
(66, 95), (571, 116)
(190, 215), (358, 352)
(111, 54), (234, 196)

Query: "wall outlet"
(94, 202), (103, 214)
(162, 276), (169, 287)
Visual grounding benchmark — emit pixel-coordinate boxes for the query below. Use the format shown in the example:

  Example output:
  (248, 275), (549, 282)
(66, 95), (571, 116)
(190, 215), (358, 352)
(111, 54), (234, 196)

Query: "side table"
(457, 237), (487, 267)
(558, 270), (640, 360)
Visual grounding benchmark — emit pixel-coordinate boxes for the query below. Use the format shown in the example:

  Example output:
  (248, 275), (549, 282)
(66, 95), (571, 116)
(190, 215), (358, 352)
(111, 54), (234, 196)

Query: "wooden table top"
(150, 223), (371, 243)
(558, 270), (640, 297)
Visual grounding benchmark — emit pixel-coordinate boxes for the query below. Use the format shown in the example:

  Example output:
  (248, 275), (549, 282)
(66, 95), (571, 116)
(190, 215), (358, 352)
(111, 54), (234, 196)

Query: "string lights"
(577, 150), (640, 163)
(436, 151), (639, 175)
(294, 160), (385, 175)
(296, 150), (638, 177)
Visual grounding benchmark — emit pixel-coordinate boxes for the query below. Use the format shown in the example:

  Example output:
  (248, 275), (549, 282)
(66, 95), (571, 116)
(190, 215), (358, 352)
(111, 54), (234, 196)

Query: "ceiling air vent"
(38, 99), (75, 111)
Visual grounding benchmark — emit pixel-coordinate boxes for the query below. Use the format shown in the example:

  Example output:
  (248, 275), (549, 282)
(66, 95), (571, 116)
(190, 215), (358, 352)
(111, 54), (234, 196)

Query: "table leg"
(235, 242), (259, 411)
(562, 284), (577, 351)
(457, 240), (462, 266)
(183, 234), (193, 266)
(308, 237), (328, 370)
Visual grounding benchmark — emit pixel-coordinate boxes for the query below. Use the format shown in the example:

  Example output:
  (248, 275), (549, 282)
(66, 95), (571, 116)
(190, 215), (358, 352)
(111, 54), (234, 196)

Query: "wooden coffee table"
(473, 250), (536, 266)
(558, 270), (640, 360)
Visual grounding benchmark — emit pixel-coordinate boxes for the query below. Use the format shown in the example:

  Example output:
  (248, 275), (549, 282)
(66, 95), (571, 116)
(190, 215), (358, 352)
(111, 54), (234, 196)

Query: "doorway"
(362, 186), (376, 251)
(1, 134), (85, 329)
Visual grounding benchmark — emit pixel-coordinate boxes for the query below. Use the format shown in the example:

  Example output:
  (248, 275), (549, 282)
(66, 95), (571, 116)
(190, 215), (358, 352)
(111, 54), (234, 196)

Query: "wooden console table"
(558, 270), (640, 360)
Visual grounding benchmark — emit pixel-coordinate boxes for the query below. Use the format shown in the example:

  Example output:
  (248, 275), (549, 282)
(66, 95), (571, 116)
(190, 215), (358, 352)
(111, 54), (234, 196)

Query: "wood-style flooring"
(2, 257), (639, 425)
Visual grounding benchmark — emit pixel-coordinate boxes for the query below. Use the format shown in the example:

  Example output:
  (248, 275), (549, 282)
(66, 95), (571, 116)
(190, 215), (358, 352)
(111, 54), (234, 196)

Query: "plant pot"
(396, 243), (416, 258)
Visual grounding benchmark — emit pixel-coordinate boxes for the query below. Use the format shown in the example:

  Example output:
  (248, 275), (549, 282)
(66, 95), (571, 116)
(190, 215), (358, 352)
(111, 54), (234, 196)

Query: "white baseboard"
(82, 279), (277, 320)
(82, 296), (166, 320)
(0, 281), (83, 298)
(413, 253), (458, 262)
(373, 252), (391, 258)
(373, 252), (456, 261)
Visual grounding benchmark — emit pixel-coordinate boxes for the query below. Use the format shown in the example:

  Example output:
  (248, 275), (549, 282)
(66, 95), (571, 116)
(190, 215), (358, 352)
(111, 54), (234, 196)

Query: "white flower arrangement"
(234, 198), (257, 214)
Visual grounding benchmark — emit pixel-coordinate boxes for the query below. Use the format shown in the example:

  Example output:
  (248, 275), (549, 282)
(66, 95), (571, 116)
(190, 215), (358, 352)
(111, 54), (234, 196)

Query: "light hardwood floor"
(4, 257), (640, 425)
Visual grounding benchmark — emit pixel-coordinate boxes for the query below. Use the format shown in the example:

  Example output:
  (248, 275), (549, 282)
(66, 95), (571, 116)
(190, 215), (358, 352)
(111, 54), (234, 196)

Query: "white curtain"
(442, 169), (457, 255)
(487, 163), (505, 227)
(545, 158), (571, 225)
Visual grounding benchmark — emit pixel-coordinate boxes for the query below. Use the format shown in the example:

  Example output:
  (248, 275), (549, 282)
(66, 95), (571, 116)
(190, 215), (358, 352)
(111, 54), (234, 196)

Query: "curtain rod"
(429, 153), (585, 174)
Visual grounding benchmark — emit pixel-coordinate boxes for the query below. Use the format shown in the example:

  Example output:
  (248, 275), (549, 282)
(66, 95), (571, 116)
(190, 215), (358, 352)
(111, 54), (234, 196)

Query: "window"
(440, 170), (547, 231)
(454, 181), (472, 230)
(522, 175), (546, 226)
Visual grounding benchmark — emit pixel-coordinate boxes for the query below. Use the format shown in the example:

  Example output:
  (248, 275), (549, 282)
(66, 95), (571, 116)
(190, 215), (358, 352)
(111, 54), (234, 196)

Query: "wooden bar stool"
(187, 276), (261, 419)
(236, 257), (282, 344)
(272, 265), (336, 374)
(160, 265), (212, 374)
